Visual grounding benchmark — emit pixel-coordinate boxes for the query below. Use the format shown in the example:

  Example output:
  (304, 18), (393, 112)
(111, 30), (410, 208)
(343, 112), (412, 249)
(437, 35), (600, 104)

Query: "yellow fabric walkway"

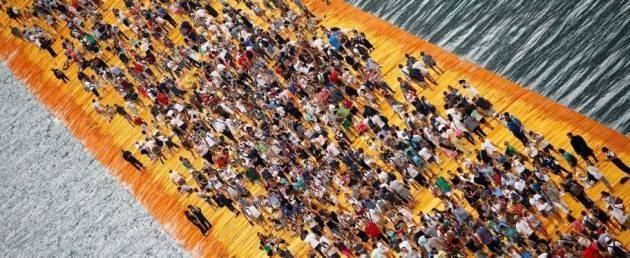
(0, 0), (627, 257)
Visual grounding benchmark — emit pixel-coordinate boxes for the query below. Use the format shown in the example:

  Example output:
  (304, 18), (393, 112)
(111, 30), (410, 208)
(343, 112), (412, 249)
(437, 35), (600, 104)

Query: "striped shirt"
(462, 115), (479, 131)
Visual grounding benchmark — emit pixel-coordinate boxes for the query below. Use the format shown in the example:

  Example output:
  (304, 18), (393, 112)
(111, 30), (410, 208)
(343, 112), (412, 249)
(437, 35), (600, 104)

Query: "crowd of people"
(5, 0), (630, 257)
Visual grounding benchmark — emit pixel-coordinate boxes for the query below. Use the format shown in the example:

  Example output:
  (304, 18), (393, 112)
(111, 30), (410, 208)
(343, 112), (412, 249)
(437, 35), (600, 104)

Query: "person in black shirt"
(213, 191), (240, 216)
(184, 210), (208, 236)
(52, 68), (69, 83)
(188, 205), (212, 233)
(121, 150), (144, 170)
(602, 147), (629, 174)
(567, 132), (598, 163)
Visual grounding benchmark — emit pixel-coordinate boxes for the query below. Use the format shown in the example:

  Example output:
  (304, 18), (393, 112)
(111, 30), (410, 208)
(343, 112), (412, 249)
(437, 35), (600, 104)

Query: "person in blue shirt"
(328, 32), (342, 51)
(156, 6), (177, 27)
(504, 112), (529, 146)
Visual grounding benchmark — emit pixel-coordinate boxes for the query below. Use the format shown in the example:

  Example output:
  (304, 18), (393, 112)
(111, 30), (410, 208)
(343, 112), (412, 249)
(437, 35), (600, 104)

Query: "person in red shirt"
(156, 92), (170, 106)
(329, 69), (340, 85)
(274, 65), (283, 76)
(342, 99), (352, 109)
(134, 62), (155, 78)
(583, 242), (603, 258)
(364, 221), (385, 242)
(318, 88), (330, 103)
(134, 62), (145, 74)
(237, 54), (251, 69)
(71, 0), (81, 10)
(133, 116), (144, 126)
(138, 86), (148, 98)
(214, 149), (230, 169)
(567, 213), (586, 234)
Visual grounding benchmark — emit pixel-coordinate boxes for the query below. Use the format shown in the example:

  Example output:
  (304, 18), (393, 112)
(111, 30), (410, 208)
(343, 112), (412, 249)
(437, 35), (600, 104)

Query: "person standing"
(213, 190), (240, 216)
(212, 118), (237, 142)
(122, 150), (144, 170)
(563, 176), (593, 209)
(52, 68), (69, 83)
(10, 26), (23, 40)
(6, 7), (23, 23)
(568, 133), (598, 163)
(559, 148), (579, 170)
(188, 205), (212, 232)
(601, 147), (629, 183)
(38, 37), (57, 57)
(179, 156), (195, 170)
(421, 52), (444, 75)
(504, 113), (529, 146)
(584, 161), (612, 190)
(184, 210), (208, 236)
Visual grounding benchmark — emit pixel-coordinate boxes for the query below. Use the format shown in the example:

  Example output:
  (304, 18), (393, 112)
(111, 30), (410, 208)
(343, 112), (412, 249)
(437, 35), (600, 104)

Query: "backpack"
(608, 240), (628, 257)
(583, 216), (599, 231)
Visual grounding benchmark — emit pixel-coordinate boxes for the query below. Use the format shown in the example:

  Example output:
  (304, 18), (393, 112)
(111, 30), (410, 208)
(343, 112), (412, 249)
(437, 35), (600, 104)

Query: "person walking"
(584, 161), (612, 190)
(602, 147), (629, 184)
(504, 113), (528, 146)
(420, 52), (444, 74)
(122, 150), (144, 170)
(562, 176), (593, 209)
(184, 210), (208, 236)
(10, 26), (23, 40)
(188, 205), (212, 233)
(39, 37), (57, 57)
(568, 133), (598, 163)
(52, 68), (69, 83)
(213, 190), (240, 216)
(559, 148), (579, 170)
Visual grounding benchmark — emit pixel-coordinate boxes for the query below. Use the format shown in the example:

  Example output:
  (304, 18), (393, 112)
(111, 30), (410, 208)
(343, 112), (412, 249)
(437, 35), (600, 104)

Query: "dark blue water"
(348, 0), (630, 134)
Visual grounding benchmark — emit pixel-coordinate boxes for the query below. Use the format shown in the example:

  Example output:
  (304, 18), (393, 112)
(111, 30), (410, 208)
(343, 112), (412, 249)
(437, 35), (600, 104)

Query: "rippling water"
(0, 65), (185, 256)
(348, 0), (630, 134)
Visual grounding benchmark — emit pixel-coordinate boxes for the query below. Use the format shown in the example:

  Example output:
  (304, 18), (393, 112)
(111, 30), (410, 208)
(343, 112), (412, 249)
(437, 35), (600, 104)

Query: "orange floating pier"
(1, 0), (628, 257)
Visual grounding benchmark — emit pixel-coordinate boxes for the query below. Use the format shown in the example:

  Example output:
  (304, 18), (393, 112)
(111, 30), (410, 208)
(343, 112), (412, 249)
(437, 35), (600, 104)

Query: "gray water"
(0, 65), (186, 257)
(348, 0), (630, 134)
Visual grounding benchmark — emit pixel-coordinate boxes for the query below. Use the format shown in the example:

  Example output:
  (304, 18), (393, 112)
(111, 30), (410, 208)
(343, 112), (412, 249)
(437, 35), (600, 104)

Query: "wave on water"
(348, 0), (630, 134)
(0, 65), (185, 257)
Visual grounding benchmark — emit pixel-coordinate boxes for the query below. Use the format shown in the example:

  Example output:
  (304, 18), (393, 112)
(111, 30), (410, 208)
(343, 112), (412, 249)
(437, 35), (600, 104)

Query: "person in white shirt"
(311, 37), (324, 51)
(398, 240), (415, 257)
(169, 170), (186, 186)
(459, 79), (479, 98)
(417, 147), (432, 162)
(91, 99), (114, 120)
(178, 184), (195, 195)
(481, 138), (498, 155)
(370, 114), (387, 130)
(371, 242), (389, 258)
(609, 202), (630, 229)
(525, 143), (540, 159)
(514, 178), (526, 193)
(325, 143), (340, 156)
(530, 193), (554, 216)
(213, 119), (238, 142)
(412, 61), (437, 85)
(304, 231), (321, 254)
(516, 216), (540, 243)
(512, 158), (527, 174)
(584, 161), (612, 189)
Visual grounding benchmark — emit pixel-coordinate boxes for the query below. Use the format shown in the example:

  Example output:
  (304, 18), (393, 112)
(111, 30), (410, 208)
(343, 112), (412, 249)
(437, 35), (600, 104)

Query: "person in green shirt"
(504, 141), (529, 162)
(436, 176), (452, 196)
(245, 166), (260, 182)
(336, 105), (350, 118)
(559, 148), (578, 169)
(504, 141), (519, 157)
